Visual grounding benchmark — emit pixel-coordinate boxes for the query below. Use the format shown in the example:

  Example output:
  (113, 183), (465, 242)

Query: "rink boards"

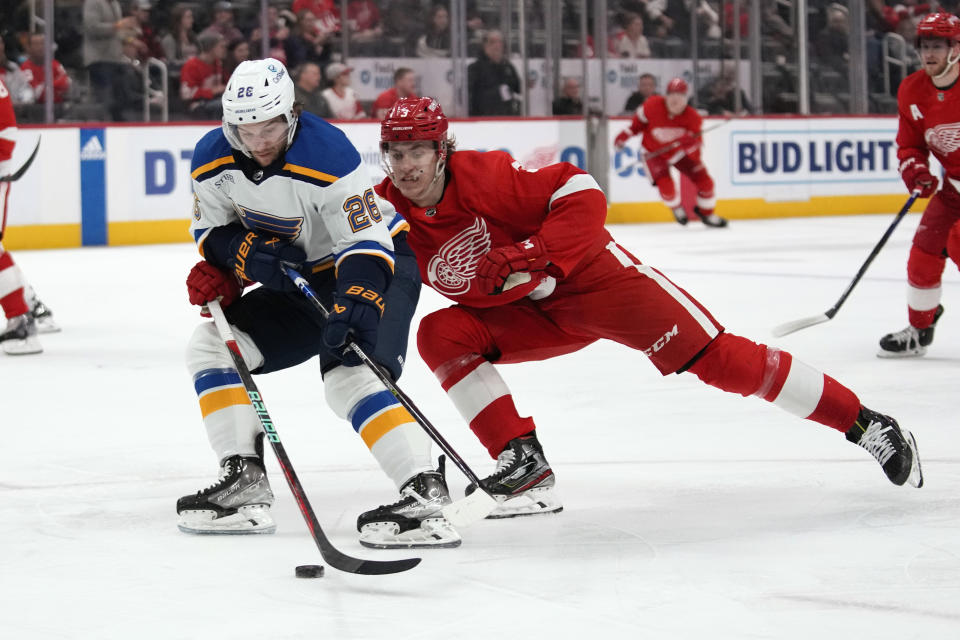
(5, 115), (917, 249)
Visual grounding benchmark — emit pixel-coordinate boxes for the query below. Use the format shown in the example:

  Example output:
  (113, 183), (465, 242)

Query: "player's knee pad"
(906, 244), (946, 288)
(323, 364), (383, 420)
(417, 307), (481, 371)
(686, 333), (767, 397)
(185, 321), (264, 376)
(655, 176), (680, 208)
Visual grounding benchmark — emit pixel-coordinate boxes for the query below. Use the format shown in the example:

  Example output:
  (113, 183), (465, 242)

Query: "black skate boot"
(465, 431), (563, 518)
(177, 452), (275, 534)
(846, 407), (923, 488)
(878, 305), (944, 358)
(693, 206), (729, 228)
(357, 456), (461, 549)
(671, 206), (689, 225)
(0, 313), (42, 355)
(31, 299), (61, 334)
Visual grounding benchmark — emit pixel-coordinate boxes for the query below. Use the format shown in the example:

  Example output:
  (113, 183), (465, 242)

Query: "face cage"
(380, 139), (448, 187)
(222, 110), (299, 158)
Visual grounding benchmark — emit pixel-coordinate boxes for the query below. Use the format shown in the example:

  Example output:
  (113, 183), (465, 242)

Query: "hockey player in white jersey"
(177, 58), (459, 549)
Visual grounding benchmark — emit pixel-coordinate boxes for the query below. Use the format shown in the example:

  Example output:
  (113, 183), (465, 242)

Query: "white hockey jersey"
(189, 111), (406, 275)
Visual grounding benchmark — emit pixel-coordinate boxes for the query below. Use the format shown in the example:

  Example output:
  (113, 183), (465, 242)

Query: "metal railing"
(142, 57), (168, 123)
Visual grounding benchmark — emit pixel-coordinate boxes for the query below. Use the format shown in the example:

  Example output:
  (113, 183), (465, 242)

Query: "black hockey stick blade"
(326, 550), (421, 575)
(0, 137), (40, 182)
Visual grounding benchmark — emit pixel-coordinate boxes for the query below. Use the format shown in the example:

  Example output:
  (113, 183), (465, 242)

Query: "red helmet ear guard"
(666, 77), (689, 95)
(916, 12), (960, 46)
(380, 97), (449, 144)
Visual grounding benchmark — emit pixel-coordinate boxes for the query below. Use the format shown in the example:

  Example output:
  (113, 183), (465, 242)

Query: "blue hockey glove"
(227, 230), (305, 292)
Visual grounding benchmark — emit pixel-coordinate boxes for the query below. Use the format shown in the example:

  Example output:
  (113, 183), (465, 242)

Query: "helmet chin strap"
(934, 45), (960, 81)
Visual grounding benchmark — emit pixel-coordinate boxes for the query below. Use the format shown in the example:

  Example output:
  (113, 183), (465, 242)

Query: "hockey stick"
(206, 299), (421, 575)
(771, 189), (921, 338)
(282, 265), (499, 528)
(0, 137), (40, 182)
(616, 117), (735, 172)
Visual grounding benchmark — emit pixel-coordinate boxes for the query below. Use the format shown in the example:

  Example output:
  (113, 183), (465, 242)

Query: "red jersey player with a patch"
(614, 77), (727, 227)
(878, 12), (960, 357)
(375, 97), (923, 519)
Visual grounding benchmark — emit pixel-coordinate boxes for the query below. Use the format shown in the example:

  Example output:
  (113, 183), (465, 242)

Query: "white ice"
(2, 214), (958, 639)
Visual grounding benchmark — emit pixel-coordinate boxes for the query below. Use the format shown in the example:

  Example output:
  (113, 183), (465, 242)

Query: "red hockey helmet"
(916, 12), (960, 45)
(380, 97), (448, 144)
(666, 77), (689, 95)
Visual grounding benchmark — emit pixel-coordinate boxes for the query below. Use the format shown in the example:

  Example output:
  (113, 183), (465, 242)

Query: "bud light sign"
(730, 128), (900, 185)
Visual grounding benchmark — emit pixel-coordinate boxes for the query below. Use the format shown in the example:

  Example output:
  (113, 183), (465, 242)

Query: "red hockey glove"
(476, 236), (550, 295)
(900, 159), (938, 198)
(187, 260), (242, 315)
(613, 130), (632, 150)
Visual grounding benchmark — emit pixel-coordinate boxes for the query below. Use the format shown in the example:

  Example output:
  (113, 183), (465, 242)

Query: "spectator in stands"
(223, 38), (250, 80)
(816, 3), (850, 70)
(416, 3), (451, 57)
(552, 76), (583, 115)
(201, 1), (245, 45)
(321, 61), (365, 119)
(623, 72), (658, 113)
(383, 0), (426, 54)
(160, 3), (198, 73)
(620, 0), (676, 38)
(179, 31), (226, 119)
(116, 35), (163, 120)
(20, 32), (71, 105)
(611, 13), (651, 58)
(130, 0), (166, 62)
(687, 0), (721, 40)
(83, 0), (139, 120)
(293, 0), (341, 37)
(285, 9), (334, 70)
(373, 67), (418, 119)
(697, 68), (753, 116)
(293, 60), (332, 118)
(249, 7), (293, 63)
(346, 0), (384, 43)
(0, 34), (33, 106)
(468, 30), (521, 116)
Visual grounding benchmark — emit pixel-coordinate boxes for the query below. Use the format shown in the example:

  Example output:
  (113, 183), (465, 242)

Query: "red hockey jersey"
(376, 150), (611, 308)
(896, 69), (960, 180)
(0, 78), (16, 164)
(623, 94), (703, 154)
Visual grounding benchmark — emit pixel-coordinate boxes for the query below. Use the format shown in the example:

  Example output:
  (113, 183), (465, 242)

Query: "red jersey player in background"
(375, 97), (922, 519)
(0, 78), (59, 355)
(879, 13), (960, 357)
(613, 77), (728, 228)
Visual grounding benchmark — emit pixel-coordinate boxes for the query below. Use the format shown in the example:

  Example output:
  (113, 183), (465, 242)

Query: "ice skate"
(465, 431), (563, 518)
(358, 456), (461, 549)
(0, 313), (42, 355)
(846, 407), (923, 488)
(877, 305), (943, 358)
(671, 206), (689, 225)
(31, 299), (61, 334)
(177, 454), (276, 534)
(693, 206), (728, 228)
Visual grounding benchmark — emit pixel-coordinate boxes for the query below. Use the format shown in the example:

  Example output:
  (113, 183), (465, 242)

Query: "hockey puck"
(295, 564), (325, 579)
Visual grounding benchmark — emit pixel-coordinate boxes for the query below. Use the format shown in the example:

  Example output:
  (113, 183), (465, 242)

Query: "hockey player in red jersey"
(613, 77), (728, 228)
(0, 78), (58, 356)
(879, 12), (960, 357)
(376, 97), (923, 518)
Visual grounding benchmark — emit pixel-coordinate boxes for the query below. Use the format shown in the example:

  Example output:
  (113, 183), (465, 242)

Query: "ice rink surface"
(2, 213), (959, 639)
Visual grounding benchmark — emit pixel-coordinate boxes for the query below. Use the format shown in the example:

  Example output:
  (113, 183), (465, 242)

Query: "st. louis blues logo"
(233, 203), (304, 240)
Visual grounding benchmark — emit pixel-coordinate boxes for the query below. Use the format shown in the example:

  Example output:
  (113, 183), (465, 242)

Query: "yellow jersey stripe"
(191, 156), (235, 180)
(199, 387), (251, 418)
(283, 163), (340, 183)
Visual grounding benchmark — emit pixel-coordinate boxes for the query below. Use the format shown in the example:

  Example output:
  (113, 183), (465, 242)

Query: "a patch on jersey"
(651, 126), (686, 143)
(214, 173), (235, 192)
(910, 104), (923, 121)
(426, 218), (491, 296)
(192, 193), (201, 221)
(233, 204), (304, 241)
(925, 122), (960, 155)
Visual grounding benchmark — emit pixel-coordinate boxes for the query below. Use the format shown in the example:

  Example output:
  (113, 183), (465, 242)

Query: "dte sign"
(145, 150), (194, 194)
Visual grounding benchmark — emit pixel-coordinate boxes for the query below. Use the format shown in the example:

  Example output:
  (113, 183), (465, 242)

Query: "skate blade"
(2, 337), (42, 355)
(876, 347), (927, 359)
(177, 505), (276, 535)
(359, 518), (462, 549)
(486, 487), (564, 519)
(903, 430), (924, 489)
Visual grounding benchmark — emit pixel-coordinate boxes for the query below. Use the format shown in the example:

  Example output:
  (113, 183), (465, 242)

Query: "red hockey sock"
(418, 308), (536, 457)
(686, 333), (860, 432)
(0, 250), (29, 318)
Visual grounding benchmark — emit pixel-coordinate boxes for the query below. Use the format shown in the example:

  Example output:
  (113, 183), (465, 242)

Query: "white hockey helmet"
(222, 58), (298, 157)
